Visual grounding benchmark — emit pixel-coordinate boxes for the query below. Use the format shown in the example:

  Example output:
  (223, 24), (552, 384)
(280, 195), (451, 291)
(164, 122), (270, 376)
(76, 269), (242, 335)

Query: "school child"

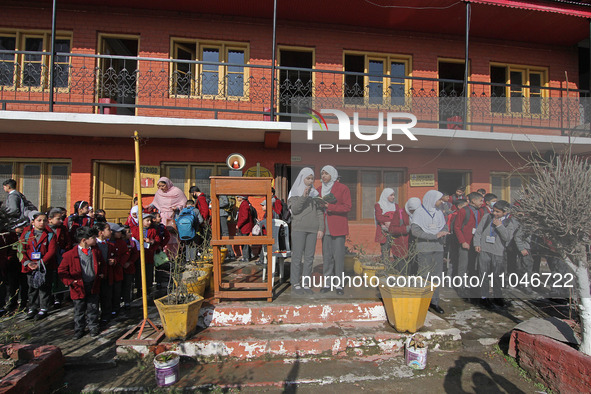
(513, 219), (535, 295)
(317, 165), (352, 295)
(58, 226), (104, 339)
(131, 213), (160, 296)
(483, 193), (498, 214)
(254, 199), (280, 266)
(453, 192), (485, 298)
(473, 200), (516, 308)
(410, 190), (450, 314)
(288, 167), (323, 295)
(0, 228), (21, 314)
(107, 223), (127, 316)
(47, 207), (71, 308)
(271, 188), (283, 218)
(477, 188), (486, 196)
(175, 200), (203, 262)
(94, 209), (107, 223)
(235, 196), (254, 262)
(452, 185), (467, 205)
(375, 188), (397, 261)
(152, 212), (171, 289)
(94, 222), (118, 323)
(120, 226), (139, 309)
(20, 211), (58, 320)
(153, 212), (171, 249)
(125, 206), (139, 229)
(447, 200), (468, 277)
(64, 201), (94, 240)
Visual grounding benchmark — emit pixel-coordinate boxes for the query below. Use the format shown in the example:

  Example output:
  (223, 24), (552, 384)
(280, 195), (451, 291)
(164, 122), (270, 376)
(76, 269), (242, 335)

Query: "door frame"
(92, 160), (135, 209)
(276, 45), (316, 117)
(436, 169), (472, 195)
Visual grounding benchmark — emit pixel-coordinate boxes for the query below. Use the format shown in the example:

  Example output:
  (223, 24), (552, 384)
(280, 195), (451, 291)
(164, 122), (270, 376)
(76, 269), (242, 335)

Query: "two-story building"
(1, 0), (590, 246)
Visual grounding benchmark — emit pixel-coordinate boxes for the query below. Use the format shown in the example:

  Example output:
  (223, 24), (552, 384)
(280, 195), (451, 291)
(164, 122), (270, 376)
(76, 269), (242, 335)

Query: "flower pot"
(187, 263), (213, 290)
(353, 257), (363, 276)
(154, 295), (204, 340)
(154, 351), (180, 387)
(344, 254), (356, 274)
(361, 263), (385, 279)
(378, 276), (434, 333)
(405, 336), (428, 370)
(220, 247), (228, 262)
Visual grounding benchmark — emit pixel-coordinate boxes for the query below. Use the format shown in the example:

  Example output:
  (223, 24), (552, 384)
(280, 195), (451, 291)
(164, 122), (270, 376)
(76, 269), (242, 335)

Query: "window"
(337, 168), (404, 221)
(344, 52), (411, 107)
(490, 64), (547, 115)
(170, 39), (248, 98)
(163, 163), (229, 197)
(490, 173), (532, 203)
(0, 160), (70, 212)
(0, 35), (16, 86)
(0, 31), (71, 89)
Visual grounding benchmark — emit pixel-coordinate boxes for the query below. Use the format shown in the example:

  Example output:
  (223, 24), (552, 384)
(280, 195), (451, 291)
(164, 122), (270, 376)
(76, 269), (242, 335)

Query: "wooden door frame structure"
(210, 176), (274, 302)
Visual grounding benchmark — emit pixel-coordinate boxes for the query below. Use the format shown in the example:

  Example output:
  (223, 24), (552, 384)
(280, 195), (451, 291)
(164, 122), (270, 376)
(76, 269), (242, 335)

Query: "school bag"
(23, 230), (53, 288)
(18, 193), (37, 221)
(175, 207), (198, 241)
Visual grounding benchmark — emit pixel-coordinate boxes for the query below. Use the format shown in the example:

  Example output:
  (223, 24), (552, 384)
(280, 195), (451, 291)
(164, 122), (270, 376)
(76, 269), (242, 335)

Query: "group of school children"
(1, 196), (174, 339)
(376, 184), (546, 313)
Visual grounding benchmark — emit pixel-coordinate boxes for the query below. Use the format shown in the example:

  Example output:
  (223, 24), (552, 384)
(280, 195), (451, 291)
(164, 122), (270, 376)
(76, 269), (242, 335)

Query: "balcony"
(0, 50), (589, 137)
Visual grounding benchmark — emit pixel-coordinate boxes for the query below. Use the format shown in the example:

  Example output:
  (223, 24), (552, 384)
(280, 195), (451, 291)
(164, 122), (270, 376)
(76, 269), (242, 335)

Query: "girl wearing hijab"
(388, 197), (421, 260)
(149, 177), (187, 228)
(317, 165), (352, 295)
(125, 205), (139, 230)
(288, 168), (324, 295)
(410, 190), (450, 314)
(375, 188), (397, 261)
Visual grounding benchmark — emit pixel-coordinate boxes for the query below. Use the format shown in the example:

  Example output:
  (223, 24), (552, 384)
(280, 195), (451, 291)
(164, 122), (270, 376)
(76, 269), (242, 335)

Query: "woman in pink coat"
(317, 165), (352, 295)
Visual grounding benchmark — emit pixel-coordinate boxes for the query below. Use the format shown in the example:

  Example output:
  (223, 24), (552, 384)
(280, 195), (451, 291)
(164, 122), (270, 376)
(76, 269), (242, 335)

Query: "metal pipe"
(48, 0), (57, 112)
(133, 131), (149, 321)
(270, 0), (277, 121)
(463, 1), (471, 130)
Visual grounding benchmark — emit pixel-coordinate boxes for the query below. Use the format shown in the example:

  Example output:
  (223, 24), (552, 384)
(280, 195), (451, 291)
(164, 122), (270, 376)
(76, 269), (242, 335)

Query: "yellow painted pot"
(184, 273), (209, 296)
(344, 254), (356, 274)
(353, 257), (363, 276)
(361, 263), (385, 279)
(154, 295), (204, 340)
(378, 277), (434, 333)
(188, 263), (213, 290)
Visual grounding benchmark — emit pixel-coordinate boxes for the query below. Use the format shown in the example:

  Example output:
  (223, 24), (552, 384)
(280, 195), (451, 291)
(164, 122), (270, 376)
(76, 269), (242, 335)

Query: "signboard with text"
(410, 173), (435, 187)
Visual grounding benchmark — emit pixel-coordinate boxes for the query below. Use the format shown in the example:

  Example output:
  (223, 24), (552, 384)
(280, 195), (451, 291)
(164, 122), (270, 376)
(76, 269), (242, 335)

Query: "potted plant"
(377, 243), (435, 333)
(154, 247), (205, 340)
(347, 241), (385, 278)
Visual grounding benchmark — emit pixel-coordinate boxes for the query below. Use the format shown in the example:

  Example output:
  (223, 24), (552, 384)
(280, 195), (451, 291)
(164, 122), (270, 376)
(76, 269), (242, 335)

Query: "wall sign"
(410, 173), (435, 187)
(139, 165), (160, 194)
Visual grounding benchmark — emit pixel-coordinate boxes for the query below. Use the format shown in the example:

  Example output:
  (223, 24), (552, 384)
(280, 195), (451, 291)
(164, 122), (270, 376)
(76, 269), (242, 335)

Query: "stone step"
(198, 301), (387, 327)
(117, 313), (461, 362)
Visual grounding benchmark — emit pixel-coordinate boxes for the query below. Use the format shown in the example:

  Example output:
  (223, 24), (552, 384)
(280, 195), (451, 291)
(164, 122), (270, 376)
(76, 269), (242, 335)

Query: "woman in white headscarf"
(288, 168), (324, 295)
(374, 188), (397, 261)
(410, 190), (450, 315)
(316, 165), (351, 295)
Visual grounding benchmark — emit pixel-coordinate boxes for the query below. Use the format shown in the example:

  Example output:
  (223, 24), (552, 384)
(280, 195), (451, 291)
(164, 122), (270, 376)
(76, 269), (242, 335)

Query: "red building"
(1, 0), (590, 248)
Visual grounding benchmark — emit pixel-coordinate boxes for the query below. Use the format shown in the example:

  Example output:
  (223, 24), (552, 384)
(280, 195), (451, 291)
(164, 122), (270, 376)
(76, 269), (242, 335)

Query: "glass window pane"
(383, 171), (402, 206)
(227, 50), (244, 72)
(0, 163), (13, 206)
(0, 36), (16, 86)
(168, 167), (187, 195)
(194, 168), (212, 196)
(50, 165), (68, 209)
(491, 176), (503, 201)
(227, 73), (244, 96)
(22, 164), (41, 209)
(361, 172), (379, 219)
(202, 72), (219, 95)
(202, 48), (219, 71)
(509, 177), (522, 203)
(54, 39), (70, 62)
(23, 37), (44, 87)
(344, 54), (364, 99)
(368, 60), (383, 81)
(390, 62), (405, 82)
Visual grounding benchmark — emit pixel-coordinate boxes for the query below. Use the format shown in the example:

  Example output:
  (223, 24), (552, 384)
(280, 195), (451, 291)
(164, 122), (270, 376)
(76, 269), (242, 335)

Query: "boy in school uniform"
(64, 201), (94, 240)
(94, 222), (118, 323)
(474, 200), (517, 308)
(47, 207), (71, 309)
(58, 227), (105, 339)
(108, 223), (127, 316)
(20, 211), (58, 321)
(447, 199), (468, 277)
(453, 192), (485, 297)
(120, 225), (139, 310)
(483, 193), (498, 214)
(131, 213), (160, 296)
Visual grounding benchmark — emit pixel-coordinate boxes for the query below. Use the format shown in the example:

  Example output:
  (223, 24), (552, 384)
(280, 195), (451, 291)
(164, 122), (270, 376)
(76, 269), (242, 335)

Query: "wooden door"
(97, 163), (134, 223)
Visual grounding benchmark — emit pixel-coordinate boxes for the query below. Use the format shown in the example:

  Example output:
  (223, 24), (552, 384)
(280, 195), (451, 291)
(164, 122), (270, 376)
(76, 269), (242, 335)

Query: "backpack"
(175, 208), (198, 241)
(18, 193), (37, 221)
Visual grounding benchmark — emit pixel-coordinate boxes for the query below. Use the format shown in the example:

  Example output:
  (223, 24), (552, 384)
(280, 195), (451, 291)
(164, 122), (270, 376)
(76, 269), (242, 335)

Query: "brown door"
(97, 163), (134, 223)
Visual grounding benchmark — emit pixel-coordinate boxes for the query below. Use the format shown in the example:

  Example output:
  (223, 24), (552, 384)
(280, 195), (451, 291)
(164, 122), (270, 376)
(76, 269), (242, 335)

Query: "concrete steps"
(117, 300), (461, 362)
